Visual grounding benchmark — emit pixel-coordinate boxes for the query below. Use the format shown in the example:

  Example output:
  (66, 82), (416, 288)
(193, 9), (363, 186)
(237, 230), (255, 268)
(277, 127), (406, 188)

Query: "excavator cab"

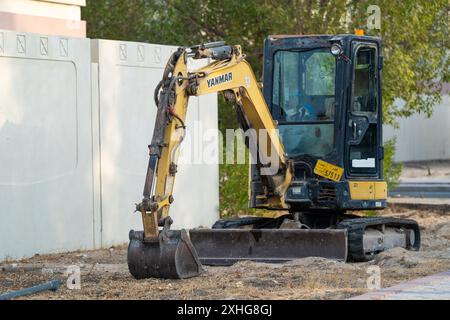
(250, 34), (386, 214)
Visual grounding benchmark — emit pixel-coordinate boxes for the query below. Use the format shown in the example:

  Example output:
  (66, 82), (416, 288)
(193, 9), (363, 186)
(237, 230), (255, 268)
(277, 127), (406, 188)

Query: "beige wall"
(0, 0), (86, 37)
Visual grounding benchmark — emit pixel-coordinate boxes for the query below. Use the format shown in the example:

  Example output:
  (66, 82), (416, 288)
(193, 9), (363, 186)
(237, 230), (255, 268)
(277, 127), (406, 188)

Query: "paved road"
(389, 179), (450, 198)
(350, 270), (450, 300)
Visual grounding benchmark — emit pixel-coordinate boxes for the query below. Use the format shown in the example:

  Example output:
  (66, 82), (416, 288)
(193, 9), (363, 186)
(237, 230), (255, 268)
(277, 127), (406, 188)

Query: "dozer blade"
(127, 229), (203, 279)
(189, 229), (348, 266)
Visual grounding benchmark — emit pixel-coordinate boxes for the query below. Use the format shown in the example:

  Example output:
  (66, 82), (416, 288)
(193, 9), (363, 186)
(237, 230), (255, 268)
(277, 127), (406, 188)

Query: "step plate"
(189, 229), (348, 266)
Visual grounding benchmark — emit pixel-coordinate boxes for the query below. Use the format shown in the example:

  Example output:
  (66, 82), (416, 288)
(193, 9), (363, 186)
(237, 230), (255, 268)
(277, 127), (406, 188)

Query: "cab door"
(345, 41), (383, 179)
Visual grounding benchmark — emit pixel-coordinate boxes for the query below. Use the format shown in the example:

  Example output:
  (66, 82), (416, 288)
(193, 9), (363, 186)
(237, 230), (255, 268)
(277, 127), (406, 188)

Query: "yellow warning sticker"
(314, 160), (344, 182)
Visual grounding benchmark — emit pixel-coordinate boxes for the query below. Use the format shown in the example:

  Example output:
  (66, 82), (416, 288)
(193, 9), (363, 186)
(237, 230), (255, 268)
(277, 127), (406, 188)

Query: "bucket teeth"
(127, 230), (203, 279)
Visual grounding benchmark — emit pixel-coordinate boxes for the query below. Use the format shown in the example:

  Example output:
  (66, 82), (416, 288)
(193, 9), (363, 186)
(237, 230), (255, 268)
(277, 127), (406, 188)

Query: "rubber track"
(337, 217), (421, 262)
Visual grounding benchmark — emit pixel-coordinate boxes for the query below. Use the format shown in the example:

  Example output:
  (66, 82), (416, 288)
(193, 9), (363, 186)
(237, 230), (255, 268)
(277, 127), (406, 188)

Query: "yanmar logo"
(206, 72), (233, 88)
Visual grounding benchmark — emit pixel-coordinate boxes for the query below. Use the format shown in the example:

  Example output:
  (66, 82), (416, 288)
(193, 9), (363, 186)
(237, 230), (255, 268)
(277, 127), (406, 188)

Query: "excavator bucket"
(189, 228), (348, 266)
(127, 230), (203, 279)
(128, 227), (347, 279)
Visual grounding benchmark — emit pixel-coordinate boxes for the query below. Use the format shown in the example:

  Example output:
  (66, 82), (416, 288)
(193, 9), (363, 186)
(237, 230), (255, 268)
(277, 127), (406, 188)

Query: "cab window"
(352, 47), (377, 115)
(272, 48), (336, 158)
(273, 49), (335, 122)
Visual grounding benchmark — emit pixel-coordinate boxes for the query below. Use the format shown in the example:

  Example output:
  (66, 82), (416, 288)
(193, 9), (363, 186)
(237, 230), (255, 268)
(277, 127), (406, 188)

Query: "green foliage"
(83, 1), (448, 216)
(218, 96), (239, 135)
(218, 96), (251, 216)
(383, 137), (402, 190)
(348, 0), (449, 124)
(83, 1), (449, 111)
(81, 0), (166, 43)
(219, 162), (251, 217)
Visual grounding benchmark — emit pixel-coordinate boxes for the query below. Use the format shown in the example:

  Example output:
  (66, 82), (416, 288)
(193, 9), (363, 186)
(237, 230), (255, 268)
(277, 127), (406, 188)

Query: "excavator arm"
(127, 43), (324, 279)
(138, 43), (293, 240)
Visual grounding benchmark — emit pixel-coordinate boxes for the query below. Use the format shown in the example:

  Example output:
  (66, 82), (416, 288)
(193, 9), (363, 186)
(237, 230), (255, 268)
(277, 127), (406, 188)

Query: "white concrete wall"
(0, 29), (97, 260)
(384, 96), (450, 162)
(92, 39), (219, 247)
(0, 30), (219, 261)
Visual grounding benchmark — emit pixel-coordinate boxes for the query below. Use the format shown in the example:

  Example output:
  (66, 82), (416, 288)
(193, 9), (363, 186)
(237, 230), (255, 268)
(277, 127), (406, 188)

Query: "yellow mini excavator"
(127, 35), (421, 279)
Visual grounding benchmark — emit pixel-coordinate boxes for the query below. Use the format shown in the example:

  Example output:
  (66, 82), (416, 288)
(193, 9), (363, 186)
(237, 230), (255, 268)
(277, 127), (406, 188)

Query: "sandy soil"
(1, 208), (449, 300)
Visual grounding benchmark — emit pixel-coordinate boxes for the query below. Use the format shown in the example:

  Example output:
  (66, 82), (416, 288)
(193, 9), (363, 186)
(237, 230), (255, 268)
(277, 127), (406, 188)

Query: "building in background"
(384, 84), (450, 162)
(0, 0), (86, 37)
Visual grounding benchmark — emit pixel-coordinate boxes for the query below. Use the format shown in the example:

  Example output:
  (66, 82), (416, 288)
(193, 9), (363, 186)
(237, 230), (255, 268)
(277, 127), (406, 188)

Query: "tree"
(348, 0), (449, 123)
(83, 0), (449, 123)
(82, 0), (449, 215)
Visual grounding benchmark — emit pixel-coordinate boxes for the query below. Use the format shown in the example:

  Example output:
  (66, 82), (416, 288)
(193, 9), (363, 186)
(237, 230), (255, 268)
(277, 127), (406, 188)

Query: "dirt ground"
(1, 207), (450, 300)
